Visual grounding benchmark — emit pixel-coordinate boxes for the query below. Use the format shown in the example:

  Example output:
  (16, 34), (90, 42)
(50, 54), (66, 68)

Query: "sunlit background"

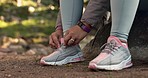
(0, 0), (59, 38)
(0, 0), (89, 44)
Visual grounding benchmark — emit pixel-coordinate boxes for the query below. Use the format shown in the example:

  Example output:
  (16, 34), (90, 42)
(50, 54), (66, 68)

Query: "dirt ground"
(0, 55), (148, 78)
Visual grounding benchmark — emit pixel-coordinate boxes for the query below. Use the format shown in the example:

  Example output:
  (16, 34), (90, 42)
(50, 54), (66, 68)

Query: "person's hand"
(49, 30), (63, 49)
(64, 25), (88, 46)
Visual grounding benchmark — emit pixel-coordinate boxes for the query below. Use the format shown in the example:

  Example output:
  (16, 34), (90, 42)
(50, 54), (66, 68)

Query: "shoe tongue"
(107, 36), (123, 47)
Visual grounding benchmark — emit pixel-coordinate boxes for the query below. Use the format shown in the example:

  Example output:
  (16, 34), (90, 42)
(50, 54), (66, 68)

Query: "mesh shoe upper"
(41, 45), (82, 62)
(90, 36), (131, 65)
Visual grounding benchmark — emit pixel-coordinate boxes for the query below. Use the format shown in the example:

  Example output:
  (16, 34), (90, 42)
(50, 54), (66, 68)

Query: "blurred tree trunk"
(83, 11), (148, 61)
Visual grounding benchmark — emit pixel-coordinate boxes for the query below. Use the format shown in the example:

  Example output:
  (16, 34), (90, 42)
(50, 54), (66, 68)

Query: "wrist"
(77, 21), (92, 33)
(81, 21), (92, 29)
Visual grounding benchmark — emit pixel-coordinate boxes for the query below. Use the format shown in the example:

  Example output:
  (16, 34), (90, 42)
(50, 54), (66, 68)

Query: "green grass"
(0, 19), (55, 38)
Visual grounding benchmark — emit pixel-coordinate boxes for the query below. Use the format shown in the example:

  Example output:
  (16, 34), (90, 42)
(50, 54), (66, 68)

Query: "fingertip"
(57, 43), (60, 48)
(60, 38), (64, 44)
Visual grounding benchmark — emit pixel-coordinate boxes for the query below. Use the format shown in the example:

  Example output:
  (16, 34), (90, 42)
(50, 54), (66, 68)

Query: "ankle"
(119, 39), (129, 48)
(120, 39), (127, 43)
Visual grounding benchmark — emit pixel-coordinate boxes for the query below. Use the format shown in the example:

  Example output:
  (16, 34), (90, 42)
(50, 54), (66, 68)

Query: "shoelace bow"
(100, 41), (119, 54)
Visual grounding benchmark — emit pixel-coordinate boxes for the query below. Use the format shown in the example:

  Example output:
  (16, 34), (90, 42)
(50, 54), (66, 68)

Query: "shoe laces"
(53, 45), (66, 65)
(55, 45), (65, 52)
(100, 40), (119, 54)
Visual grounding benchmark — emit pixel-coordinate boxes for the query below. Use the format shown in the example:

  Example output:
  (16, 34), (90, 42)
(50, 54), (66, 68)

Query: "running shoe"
(88, 36), (133, 70)
(40, 45), (84, 65)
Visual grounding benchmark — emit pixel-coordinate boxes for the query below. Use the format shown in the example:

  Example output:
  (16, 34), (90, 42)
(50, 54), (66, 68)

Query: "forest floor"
(0, 55), (148, 78)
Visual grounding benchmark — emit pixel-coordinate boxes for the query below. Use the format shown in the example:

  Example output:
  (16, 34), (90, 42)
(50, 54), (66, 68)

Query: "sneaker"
(40, 45), (84, 65)
(88, 36), (133, 70)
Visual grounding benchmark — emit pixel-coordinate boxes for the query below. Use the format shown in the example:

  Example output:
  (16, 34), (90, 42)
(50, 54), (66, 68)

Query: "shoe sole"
(40, 52), (84, 65)
(88, 56), (133, 70)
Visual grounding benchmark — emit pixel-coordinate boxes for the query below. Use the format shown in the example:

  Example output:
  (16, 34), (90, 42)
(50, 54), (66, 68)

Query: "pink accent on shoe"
(89, 36), (129, 67)
(41, 49), (61, 60)
(90, 53), (109, 64)
(88, 51), (109, 69)
(88, 64), (96, 69)
(108, 36), (128, 48)
(122, 43), (128, 49)
(126, 61), (132, 66)
(40, 60), (46, 65)
(72, 57), (81, 61)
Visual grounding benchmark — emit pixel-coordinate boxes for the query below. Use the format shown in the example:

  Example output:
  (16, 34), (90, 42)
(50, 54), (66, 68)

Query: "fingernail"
(60, 38), (64, 44)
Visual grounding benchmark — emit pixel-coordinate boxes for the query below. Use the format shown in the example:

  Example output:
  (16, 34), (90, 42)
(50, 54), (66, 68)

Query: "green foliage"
(41, 0), (58, 6)
(0, 19), (55, 37)
(0, 0), (58, 38)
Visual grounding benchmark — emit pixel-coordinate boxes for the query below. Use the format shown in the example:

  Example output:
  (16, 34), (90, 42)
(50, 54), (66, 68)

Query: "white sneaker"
(40, 45), (84, 65)
(88, 36), (133, 70)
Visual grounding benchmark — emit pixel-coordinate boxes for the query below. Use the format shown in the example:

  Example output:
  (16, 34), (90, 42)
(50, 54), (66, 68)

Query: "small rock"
(25, 49), (36, 55)
(5, 74), (12, 77)
(8, 45), (26, 54)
